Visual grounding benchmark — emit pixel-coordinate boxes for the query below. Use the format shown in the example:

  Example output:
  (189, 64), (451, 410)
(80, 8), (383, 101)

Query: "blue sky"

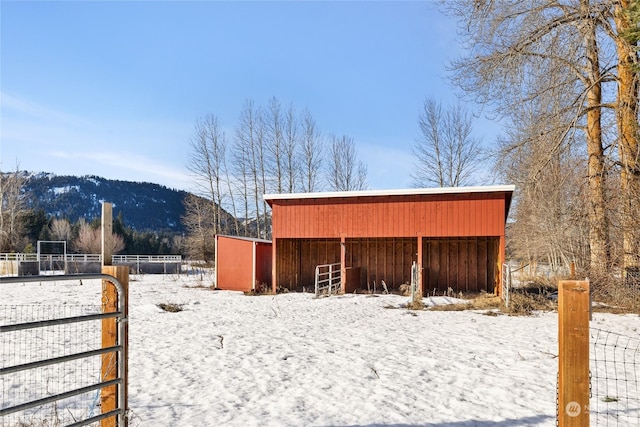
(1, 1), (499, 192)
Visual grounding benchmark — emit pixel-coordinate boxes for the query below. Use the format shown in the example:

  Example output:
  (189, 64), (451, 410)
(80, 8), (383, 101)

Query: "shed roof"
(215, 234), (272, 244)
(265, 185), (515, 209)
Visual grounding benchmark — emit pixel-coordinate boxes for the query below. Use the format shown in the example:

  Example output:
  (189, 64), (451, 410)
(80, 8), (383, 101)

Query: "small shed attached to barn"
(264, 185), (514, 296)
(214, 235), (272, 293)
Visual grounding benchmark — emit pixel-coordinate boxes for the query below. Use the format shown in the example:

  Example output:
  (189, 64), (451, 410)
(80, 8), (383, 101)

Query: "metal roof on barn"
(265, 184), (514, 203)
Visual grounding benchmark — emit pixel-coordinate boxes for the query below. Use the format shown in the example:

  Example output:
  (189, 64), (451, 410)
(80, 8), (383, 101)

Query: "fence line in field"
(0, 253), (181, 263)
(1, 253), (182, 276)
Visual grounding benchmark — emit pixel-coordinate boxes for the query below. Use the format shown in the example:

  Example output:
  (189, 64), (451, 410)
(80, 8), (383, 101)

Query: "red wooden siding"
(216, 235), (272, 293)
(275, 239), (340, 291)
(345, 238), (417, 291)
(255, 241), (273, 291)
(270, 193), (508, 239)
(216, 236), (252, 292)
(422, 237), (498, 294)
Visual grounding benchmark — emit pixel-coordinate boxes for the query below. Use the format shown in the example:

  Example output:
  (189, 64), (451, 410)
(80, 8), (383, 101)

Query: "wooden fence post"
(417, 235), (423, 297)
(340, 235), (346, 294)
(101, 202), (128, 426)
(102, 202), (113, 266)
(101, 265), (129, 427)
(558, 280), (590, 427)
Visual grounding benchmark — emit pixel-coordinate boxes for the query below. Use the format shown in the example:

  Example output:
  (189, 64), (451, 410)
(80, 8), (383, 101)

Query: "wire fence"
(1, 304), (107, 426)
(590, 328), (640, 426)
(557, 280), (639, 426)
(1, 275), (127, 427)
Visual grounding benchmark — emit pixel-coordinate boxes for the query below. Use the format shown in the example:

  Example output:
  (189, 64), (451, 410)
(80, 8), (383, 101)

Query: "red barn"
(214, 235), (272, 293)
(264, 185), (514, 295)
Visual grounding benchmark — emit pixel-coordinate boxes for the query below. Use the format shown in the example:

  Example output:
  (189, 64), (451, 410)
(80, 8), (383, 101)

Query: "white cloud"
(0, 91), (93, 128)
(45, 149), (192, 190)
(1, 92), (194, 190)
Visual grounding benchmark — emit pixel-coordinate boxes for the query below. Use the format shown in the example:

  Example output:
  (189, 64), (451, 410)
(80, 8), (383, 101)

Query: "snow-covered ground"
(2, 273), (639, 426)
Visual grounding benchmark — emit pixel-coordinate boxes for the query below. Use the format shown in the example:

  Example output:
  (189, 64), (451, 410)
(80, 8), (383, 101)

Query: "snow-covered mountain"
(22, 172), (192, 232)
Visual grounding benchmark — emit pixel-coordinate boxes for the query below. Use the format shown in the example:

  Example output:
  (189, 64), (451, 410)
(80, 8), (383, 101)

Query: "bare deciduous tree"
(283, 103), (299, 193)
(299, 109), (324, 193)
(49, 218), (72, 242)
(255, 113), (270, 238)
(265, 96), (285, 194)
(188, 114), (226, 235)
(496, 94), (593, 274)
(181, 194), (215, 261)
(73, 218), (124, 254)
(232, 114), (251, 236)
(0, 169), (28, 252)
(222, 145), (241, 236)
(186, 98), (372, 243)
(327, 135), (368, 191)
(411, 98), (484, 188)
(235, 100), (268, 238)
(445, 0), (614, 277)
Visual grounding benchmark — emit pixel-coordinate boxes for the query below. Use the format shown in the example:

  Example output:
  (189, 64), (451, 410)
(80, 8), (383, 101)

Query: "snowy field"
(1, 273), (639, 427)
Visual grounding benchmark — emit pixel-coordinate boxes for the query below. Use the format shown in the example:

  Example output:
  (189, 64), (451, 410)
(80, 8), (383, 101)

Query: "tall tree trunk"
(614, 0), (640, 280)
(583, 0), (610, 277)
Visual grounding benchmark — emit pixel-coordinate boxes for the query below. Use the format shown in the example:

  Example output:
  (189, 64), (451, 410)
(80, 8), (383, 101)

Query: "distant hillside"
(22, 172), (192, 232)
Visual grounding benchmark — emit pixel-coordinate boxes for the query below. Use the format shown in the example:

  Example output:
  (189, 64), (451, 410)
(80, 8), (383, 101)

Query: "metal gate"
(315, 262), (342, 296)
(1, 274), (128, 426)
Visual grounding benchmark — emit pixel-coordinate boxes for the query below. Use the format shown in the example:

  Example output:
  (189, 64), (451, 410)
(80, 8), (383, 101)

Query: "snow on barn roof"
(215, 234), (272, 244)
(264, 185), (515, 205)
